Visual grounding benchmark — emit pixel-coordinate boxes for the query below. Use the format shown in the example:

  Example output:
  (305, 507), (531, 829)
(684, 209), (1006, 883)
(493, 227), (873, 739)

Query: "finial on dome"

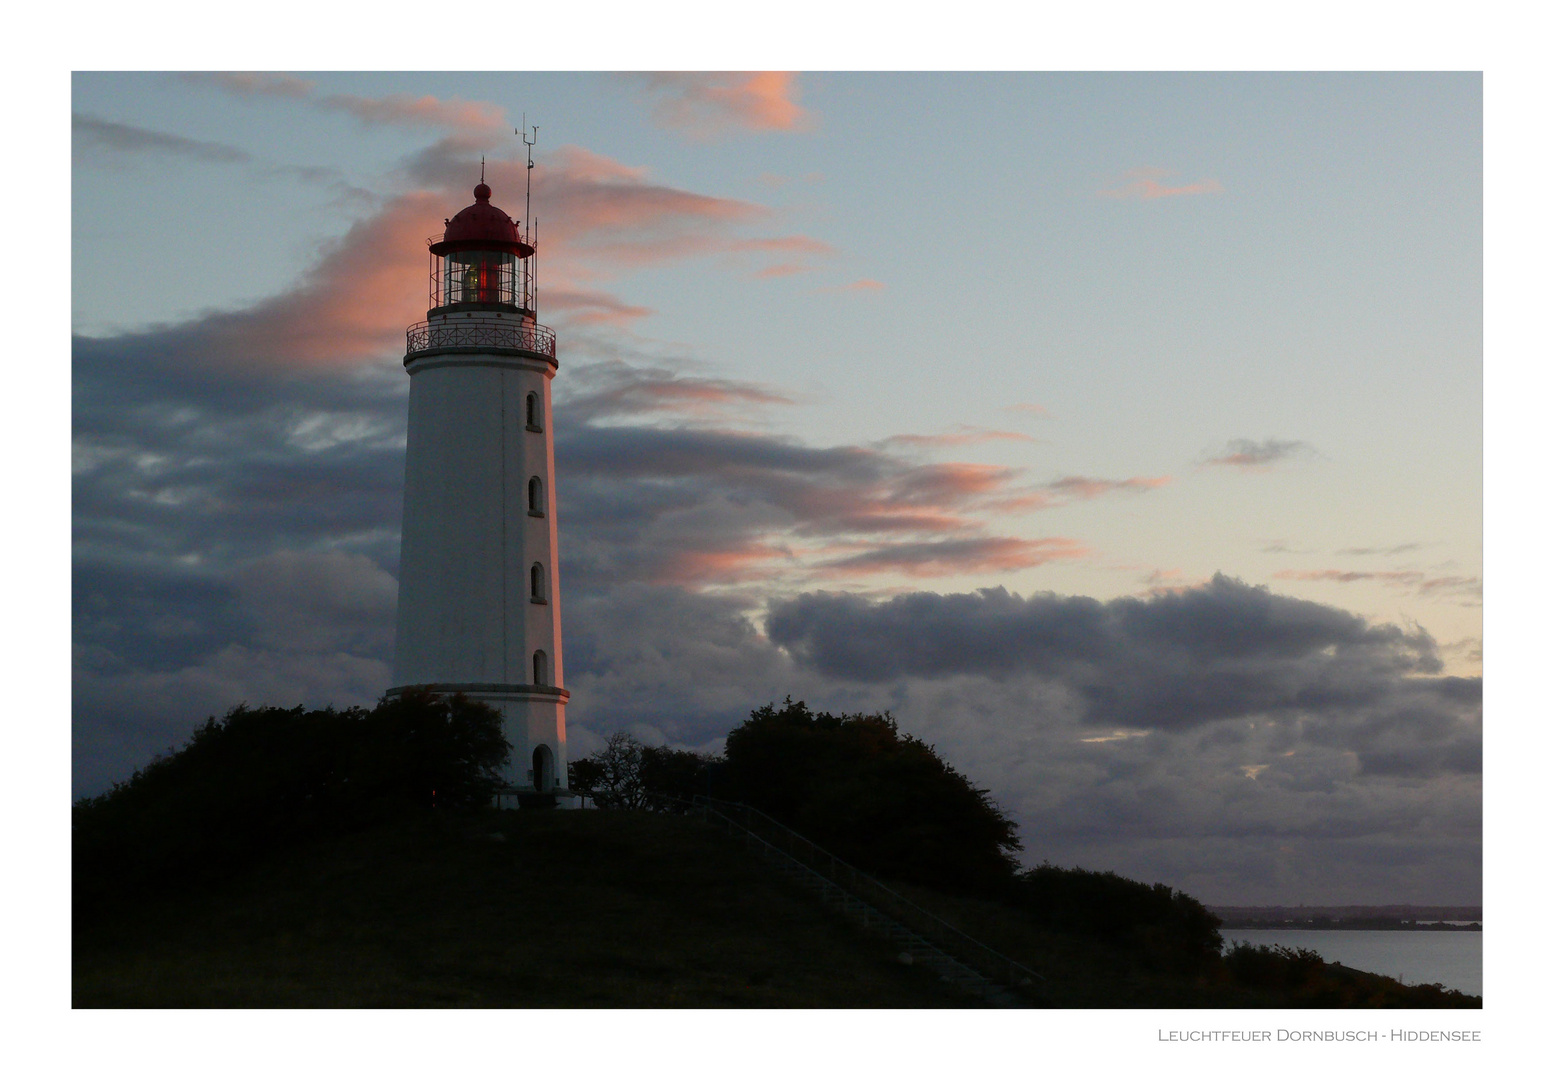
(474, 181), (491, 201)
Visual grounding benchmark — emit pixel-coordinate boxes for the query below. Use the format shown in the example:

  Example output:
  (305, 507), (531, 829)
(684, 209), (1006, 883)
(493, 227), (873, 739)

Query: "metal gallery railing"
(405, 316), (556, 360)
(689, 795), (1044, 994)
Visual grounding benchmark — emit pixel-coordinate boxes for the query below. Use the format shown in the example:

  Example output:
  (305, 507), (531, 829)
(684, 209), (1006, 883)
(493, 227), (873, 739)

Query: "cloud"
(1202, 437), (1314, 469)
(554, 417), (1049, 590)
(531, 145), (766, 268)
(71, 102), (1479, 904)
(73, 113), (252, 164)
(184, 71), (317, 98)
(817, 279), (885, 293)
(754, 262), (812, 279)
(1044, 475), (1171, 500)
(1099, 166), (1225, 200)
(814, 537), (1086, 577)
(733, 236), (835, 256)
(73, 191), (441, 377)
(637, 72), (808, 137)
(319, 92), (509, 137)
(766, 575), (1462, 730)
(1274, 568), (1482, 602)
(563, 360), (796, 424)
(188, 73), (504, 139)
(878, 428), (1037, 449)
(235, 550), (398, 653)
(72, 336), (1482, 903)
(1337, 543), (1423, 556)
(1003, 403), (1050, 419)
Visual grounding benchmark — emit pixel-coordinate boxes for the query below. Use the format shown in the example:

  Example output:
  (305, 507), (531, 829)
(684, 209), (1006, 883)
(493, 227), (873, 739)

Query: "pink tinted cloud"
(817, 536), (1087, 578)
(1046, 475), (1171, 500)
(640, 72), (808, 136)
(319, 93), (508, 136)
(541, 288), (656, 326)
(817, 279), (885, 294)
(93, 137), (822, 372)
(191, 74), (507, 138)
(988, 474), (1171, 513)
(110, 191), (444, 374)
(1099, 167), (1225, 200)
(657, 541), (795, 586)
(524, 146), (764, 268)
(733, 236), (835, 256)
(880, 428), (1036, 449)
(755, 262), (812, 279)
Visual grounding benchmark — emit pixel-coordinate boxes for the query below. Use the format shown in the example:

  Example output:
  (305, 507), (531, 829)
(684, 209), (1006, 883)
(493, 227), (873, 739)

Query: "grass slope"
(75, 808), (1481, 1009)
(74, 809), (970, 1008)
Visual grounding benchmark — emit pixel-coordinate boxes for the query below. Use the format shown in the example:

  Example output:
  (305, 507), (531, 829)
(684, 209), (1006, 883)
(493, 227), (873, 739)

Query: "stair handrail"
(688, 794), (1044, 990)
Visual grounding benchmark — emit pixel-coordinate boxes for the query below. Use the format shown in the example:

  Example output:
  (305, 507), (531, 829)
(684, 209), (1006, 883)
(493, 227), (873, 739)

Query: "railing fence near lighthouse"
(406, 316), (557, 359)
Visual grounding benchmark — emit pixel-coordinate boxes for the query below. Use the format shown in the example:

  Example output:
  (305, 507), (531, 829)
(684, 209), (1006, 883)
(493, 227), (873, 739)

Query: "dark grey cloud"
(1201, 437), (1314, 468)
(183, 72), (317, 99)
(1338, 543), (1423, 556)
(766, 576), (1474, 744)
(73, 112), (252, 164)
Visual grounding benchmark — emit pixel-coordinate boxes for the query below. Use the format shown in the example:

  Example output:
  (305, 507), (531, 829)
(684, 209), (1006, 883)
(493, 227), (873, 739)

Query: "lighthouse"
(390, 165), (569, 805)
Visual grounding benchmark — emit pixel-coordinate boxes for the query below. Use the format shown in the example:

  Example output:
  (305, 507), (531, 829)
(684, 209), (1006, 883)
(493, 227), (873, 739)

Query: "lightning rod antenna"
(519, 115), (538, 243)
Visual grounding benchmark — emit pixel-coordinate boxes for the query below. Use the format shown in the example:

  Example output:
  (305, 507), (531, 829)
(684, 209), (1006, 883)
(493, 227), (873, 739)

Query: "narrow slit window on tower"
(525, 392), (542, 432)
(528, 476), (544, 516)
(533, 650), (548, 686)
(530, 562), (546, 603)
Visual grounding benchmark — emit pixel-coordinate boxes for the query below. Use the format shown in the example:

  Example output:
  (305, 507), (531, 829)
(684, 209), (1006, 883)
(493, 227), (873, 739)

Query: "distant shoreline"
(1218, 920), (1481, 932)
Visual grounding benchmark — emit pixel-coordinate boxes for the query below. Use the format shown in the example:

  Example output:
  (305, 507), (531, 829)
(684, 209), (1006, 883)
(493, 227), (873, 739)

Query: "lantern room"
(427, 181), (536, 316)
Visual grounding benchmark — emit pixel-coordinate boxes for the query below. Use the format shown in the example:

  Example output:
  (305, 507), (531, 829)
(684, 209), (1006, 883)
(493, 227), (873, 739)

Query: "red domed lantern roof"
(430, 182), (534, 258)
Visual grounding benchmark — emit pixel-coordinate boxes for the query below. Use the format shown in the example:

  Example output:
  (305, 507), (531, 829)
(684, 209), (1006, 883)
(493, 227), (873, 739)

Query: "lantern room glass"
(442, 249), (518, 307)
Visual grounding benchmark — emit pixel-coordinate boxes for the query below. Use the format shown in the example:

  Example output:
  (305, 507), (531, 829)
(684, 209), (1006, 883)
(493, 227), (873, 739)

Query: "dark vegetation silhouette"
(571, 700), (1214, 968)
(717, 698), (1021, 892)
(1008, 864), (1224, 971)
(568, 699), (1477, 1005)
(74, 689), (507, 918)
(75, 692), (1480, 1007)
(567, 731), (710, 812)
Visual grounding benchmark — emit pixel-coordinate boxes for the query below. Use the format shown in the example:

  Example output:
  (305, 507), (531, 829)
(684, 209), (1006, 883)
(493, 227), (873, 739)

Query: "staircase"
(691, 796), (1044, 1007)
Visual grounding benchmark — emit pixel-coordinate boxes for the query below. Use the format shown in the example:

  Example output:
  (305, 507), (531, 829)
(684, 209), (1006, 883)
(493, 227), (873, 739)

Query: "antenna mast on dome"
(519, 115), (538, 244)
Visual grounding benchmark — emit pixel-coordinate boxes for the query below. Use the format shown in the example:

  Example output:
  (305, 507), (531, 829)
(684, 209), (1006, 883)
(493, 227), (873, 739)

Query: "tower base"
(387, 681), (569, 794)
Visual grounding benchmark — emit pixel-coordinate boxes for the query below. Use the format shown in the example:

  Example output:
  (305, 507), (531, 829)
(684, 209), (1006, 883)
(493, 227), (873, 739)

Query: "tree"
(717, 698), (1022, 894)
(570, 732), (649, 809)
(570, 733), (717, 811)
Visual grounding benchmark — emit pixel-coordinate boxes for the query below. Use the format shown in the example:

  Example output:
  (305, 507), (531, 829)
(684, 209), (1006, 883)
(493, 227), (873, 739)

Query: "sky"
(71, 70), (1482, 906)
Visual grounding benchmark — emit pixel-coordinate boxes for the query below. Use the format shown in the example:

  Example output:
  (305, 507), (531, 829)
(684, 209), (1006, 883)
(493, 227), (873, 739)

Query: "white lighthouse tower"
(390, 162), (569, 805)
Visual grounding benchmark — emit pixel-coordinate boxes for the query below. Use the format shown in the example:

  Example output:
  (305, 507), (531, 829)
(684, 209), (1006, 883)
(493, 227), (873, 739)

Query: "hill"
(74, 808), (970, 1008)
(74, 807), (1481, 1009)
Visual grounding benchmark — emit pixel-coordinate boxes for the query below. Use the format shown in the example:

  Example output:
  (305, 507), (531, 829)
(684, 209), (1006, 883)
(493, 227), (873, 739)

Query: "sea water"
(1222, 928), (1482, 997)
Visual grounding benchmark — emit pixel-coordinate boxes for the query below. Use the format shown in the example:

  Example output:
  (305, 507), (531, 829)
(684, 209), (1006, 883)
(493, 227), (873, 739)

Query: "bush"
(1010, 864), (1224, 969)
(717, 698), (1021, 893)
(1222, 941), (1328, 989)
(74, 690), (508, 915)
